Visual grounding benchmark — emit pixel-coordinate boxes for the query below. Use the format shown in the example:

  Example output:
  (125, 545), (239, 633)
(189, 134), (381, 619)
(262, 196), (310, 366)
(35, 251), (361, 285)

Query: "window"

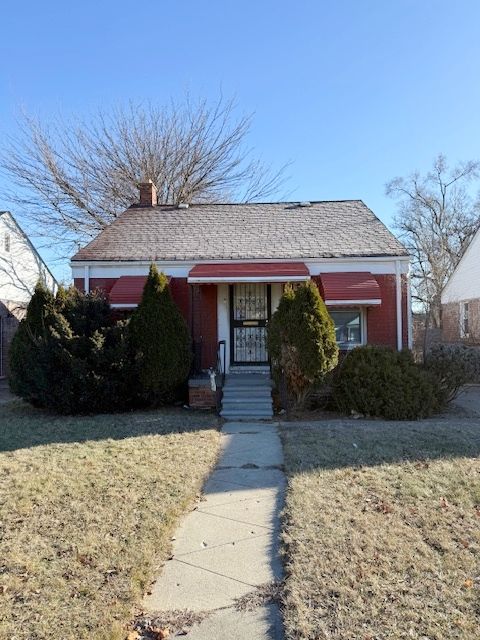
(460, 302), (469, 338)
(330, 310), (363, 349)
(4, 233), (10, 252)
(282, 282), (302, 292)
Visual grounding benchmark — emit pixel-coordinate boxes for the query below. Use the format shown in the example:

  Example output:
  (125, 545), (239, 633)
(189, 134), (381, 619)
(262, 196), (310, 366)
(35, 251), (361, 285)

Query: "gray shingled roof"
(71, 201), (408, 262)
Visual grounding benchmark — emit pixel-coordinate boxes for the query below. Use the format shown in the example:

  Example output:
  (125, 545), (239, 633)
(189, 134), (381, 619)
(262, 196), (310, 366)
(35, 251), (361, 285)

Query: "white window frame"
(329, 307), (367, 350)
(460, 301), (469, 339)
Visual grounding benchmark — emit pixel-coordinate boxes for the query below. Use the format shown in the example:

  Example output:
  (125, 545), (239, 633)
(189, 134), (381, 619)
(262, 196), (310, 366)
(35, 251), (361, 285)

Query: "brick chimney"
(138, 180), (157, 207)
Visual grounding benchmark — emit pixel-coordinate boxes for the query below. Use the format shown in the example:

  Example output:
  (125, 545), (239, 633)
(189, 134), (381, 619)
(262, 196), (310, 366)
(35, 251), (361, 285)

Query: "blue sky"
(1, 0), (480, 281)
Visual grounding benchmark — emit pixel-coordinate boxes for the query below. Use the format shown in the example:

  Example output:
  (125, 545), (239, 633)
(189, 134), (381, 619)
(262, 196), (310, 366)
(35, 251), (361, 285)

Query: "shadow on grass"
(0, 401), (219, 453)
(280, 417), (480, 472)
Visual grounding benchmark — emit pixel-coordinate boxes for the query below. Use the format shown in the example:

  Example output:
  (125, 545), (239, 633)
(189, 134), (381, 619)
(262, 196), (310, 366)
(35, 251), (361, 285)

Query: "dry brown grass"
(0, 402), (220, 640)
(280, 418), (480, 640)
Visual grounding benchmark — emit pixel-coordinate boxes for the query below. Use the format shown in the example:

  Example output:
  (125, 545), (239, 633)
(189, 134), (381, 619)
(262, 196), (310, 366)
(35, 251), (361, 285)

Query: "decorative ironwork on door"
(230, 284), (270, 364)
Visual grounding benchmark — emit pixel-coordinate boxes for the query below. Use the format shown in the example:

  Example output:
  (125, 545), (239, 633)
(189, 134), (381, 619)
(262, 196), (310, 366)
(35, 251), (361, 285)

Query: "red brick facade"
(314, 273), (409, 350)
(74, 277), (117, 295)
(74, 272), (409, 372)
(442, 299), (480, 345)
(191, 284), (218, 369)
(366, 274), (409, 349)
(188, 382), (217, 408)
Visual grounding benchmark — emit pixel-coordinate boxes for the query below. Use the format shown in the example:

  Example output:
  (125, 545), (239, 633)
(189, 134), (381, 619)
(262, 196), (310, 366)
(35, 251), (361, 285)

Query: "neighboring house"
(71, 182), (411, 405)
(0, 211), (57, 377)
(442, 227), (480, 344)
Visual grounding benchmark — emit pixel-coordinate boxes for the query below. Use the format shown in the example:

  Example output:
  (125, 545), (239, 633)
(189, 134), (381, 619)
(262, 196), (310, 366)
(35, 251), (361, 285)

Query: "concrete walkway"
(143, 420), (285, 639)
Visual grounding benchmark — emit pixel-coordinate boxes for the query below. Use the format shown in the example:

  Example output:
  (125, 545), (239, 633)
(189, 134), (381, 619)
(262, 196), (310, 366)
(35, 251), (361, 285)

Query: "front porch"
(188, 262), (311, 375)
(186, 266), (394, 409)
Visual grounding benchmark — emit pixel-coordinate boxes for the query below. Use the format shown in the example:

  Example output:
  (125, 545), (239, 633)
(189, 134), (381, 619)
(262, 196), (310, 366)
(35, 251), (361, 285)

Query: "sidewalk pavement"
(142, 420), (285, 639)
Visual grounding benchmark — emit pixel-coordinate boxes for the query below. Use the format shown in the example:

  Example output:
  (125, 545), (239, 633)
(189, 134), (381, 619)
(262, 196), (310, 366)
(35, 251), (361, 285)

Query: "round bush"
(10, 284), (138, 414)
(425, 343), (480, 402)
(333, 345), (441, 420)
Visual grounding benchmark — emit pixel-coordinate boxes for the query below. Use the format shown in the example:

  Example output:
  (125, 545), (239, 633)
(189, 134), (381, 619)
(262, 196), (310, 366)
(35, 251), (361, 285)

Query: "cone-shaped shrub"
(129, 264), (192, 405)
(9, 281), (72, 406)
(268, 281), (338, 406)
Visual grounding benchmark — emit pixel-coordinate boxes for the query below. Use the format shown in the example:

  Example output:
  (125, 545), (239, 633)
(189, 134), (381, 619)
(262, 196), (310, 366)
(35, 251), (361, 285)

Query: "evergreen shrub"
(333, 345), (441, 420)
(268, 280), (338, 406)
(129, 264), (192, 405)
(10, 284), (138, 414)
(425, 343), (480, 402)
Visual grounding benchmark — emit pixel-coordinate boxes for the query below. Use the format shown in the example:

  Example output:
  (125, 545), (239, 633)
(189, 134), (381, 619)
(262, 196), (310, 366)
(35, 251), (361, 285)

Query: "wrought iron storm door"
(230, 283), (271, 364)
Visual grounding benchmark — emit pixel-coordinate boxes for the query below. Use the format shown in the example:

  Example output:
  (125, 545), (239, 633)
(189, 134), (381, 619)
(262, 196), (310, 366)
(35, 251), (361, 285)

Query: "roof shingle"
(71, 200), (408, 262)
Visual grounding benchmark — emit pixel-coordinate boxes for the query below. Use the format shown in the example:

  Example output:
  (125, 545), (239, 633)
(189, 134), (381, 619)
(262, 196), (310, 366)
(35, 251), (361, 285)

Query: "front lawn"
(0, 402), (220, 640)
(281, 419), (480, 640)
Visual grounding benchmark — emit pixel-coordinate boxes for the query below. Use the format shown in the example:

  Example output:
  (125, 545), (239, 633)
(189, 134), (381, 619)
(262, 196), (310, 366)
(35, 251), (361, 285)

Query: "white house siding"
(0, 212), (57, 376)
(441, 228), (480, 344)
(442, 228), (480, 304)
(0, 212), (56, 308)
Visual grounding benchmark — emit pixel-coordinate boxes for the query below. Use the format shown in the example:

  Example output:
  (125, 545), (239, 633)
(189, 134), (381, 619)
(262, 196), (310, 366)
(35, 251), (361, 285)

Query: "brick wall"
(188, 381), (217, 408)
(169, 278), (191, 330)
(314, 273), (409, 350)
(442, 299), (480, 345)
(367, 274), (409, 349)
(73, 277), (117, 295)
(191, 284), (218, 369)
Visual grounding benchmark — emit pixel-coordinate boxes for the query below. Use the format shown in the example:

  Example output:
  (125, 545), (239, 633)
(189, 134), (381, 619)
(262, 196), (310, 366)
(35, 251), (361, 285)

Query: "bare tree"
(386, 154), (480, 327)
(0, 96), (288, 256)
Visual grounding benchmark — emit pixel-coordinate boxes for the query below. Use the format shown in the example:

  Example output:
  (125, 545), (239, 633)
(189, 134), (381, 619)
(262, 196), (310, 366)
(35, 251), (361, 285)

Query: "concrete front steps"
(220, 372), (274, 420)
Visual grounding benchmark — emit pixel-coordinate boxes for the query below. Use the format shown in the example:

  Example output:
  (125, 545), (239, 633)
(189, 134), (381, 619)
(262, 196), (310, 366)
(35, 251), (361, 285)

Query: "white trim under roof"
(325, 298), (381, 306)
(110, 303), (138, 309)
(71, 256), (410, 280)
(188, 275), (310, 284)
(71, 255), (410, 267)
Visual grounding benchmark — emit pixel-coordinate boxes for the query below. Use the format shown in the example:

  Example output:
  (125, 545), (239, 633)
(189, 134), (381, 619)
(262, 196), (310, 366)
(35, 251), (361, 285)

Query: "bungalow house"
(0, 211), (57, 377)
(71, 182), (411, 415)
(441, 226), (480, 344)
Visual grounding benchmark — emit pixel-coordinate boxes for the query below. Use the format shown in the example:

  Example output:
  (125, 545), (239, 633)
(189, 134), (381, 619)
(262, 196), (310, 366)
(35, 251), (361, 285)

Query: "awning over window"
(188, 262), (310, 283)
(320, 272), (381, 305)
(109, 276), (148, 307)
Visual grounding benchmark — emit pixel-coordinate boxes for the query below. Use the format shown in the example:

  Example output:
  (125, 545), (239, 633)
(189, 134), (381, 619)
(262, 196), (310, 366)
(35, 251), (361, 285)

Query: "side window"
(4, 233), (10, 252)
(460, 301), (469, 338)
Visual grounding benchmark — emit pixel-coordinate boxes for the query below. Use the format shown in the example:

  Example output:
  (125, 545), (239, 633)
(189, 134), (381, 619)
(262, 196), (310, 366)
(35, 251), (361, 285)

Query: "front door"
(230, 283), (271, 365)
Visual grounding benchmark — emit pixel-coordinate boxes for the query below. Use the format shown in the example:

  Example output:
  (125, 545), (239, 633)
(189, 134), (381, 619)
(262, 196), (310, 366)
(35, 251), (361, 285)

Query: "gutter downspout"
(395, 260), (403, 351)
(406, 266), (413, 349)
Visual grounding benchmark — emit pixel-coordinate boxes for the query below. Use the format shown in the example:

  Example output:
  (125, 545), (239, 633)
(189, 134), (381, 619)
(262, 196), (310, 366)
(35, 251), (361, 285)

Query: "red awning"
(109, 276), (148, 306)
(320, 272), (381, 305)
(188, 262), (310, 283)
